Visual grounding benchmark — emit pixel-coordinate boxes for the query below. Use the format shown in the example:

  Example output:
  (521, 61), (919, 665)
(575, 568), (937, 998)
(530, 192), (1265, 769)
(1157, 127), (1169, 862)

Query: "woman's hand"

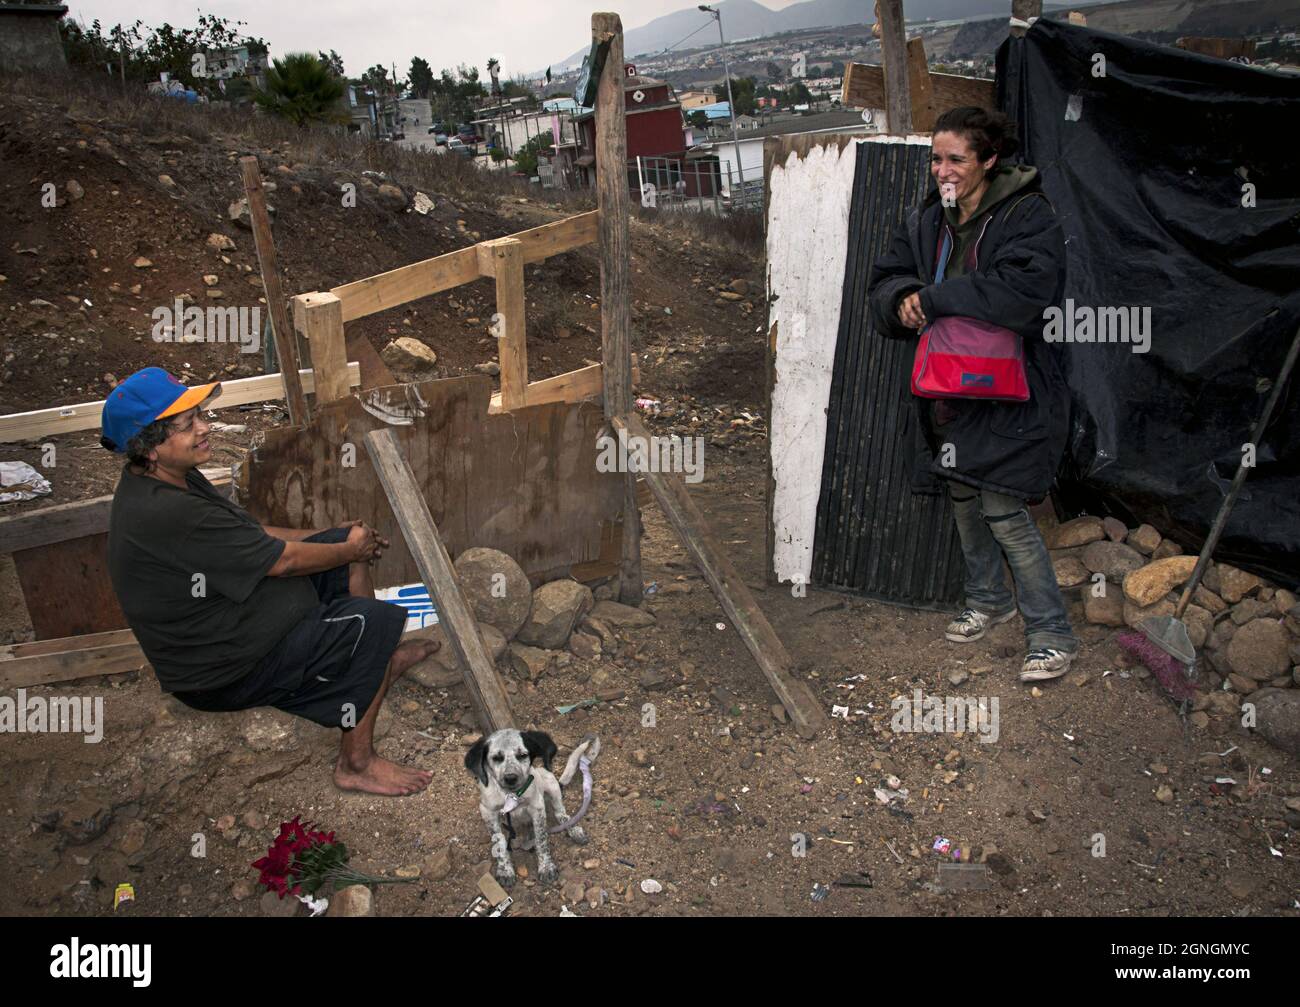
(898, 292), (928, 331)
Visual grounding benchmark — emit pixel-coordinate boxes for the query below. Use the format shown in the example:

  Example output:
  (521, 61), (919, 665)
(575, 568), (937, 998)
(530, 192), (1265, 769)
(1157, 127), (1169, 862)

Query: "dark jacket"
(867, 167), (1069, 501)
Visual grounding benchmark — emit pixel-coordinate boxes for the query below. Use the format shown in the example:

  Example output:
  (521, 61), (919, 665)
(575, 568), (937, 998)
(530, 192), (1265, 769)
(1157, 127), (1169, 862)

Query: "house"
(202, 44), (268, 89)
(571, 71), (689, 188)
(0, 3), (67, 74)
(678, 89), (717, 110)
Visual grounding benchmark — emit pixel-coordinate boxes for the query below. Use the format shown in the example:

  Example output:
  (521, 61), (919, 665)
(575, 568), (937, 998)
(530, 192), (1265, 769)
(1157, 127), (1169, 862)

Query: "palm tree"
(254, 52), (346, 127)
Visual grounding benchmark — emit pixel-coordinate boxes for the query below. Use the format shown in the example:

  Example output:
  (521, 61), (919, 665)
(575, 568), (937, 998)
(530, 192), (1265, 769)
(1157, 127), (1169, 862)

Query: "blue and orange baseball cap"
(100, 367), (222, 453)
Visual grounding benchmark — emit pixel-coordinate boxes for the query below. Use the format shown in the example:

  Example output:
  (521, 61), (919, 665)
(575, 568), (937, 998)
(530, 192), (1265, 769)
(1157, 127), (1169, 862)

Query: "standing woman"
(867, 106), (1078, 682)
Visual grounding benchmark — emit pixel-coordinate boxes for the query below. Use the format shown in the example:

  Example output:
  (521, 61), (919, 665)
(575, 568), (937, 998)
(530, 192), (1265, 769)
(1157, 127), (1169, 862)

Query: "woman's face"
(931, 130), (997, 205)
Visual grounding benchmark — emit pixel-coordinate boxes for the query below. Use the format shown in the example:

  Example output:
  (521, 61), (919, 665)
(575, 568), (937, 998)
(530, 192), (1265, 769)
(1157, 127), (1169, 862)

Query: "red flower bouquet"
(252, 817), (412, 899)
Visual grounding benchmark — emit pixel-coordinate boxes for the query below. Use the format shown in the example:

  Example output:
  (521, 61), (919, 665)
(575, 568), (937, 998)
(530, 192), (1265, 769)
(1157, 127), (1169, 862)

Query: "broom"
(1117, 323), (1300, 698)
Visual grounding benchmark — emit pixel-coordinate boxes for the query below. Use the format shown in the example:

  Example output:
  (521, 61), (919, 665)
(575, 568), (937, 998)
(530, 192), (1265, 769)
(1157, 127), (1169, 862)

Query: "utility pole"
(698, 5), (746, 208)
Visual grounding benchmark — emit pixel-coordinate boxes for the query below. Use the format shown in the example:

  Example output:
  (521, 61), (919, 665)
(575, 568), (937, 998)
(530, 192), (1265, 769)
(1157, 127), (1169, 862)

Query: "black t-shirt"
(107, 466), (318, 692)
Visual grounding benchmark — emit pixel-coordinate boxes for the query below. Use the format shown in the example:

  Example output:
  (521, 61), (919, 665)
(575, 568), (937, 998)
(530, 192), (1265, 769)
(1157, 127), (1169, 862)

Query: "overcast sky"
(63, 0), (804, 80)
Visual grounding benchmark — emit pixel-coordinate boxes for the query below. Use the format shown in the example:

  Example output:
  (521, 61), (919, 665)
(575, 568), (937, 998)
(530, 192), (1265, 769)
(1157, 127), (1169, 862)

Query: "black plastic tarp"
(997, 19), (1300, 587)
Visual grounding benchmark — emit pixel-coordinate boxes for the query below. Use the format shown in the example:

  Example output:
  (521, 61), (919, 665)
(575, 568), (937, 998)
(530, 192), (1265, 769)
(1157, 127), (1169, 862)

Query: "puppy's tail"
(558, 733), (600, 786)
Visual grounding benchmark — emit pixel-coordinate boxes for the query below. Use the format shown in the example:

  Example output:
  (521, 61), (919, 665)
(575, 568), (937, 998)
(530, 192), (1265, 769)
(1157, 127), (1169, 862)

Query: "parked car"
(446, 138), (474, 157)
(456, 124), (481, 144)
(426, 128), (449, 144)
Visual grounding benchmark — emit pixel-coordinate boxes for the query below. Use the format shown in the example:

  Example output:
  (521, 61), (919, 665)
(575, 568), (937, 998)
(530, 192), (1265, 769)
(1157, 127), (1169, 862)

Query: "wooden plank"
(14, 534), (129, 639)
(0, 629), (146, 689)
(364, 427), (515, 733)
(487, 356), (639, 414)
(332, 246), (481, 324)
(0, 467), (231, 554)
(877, 0), (911, 134)
(593, 12), (643, 609)
(291, 292), (350, 404)
(906, 36), (937, 133)
(480, 238), (528, 411)
(345, 331), (396, 390)
(842, 62), (995, 116)
(240, 156), (309, 425)
(0, 364), (360, 443)
(612, 414), (827, 740)
(330, 211), (598, 324)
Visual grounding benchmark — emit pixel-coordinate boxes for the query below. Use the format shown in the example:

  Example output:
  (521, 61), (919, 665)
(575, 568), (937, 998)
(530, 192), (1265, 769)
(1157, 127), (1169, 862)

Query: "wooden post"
(239, 156), (310, 426)
(906, 37), (936, 131)
(593, 11), (643, 608)
(877, 0), (912, 135)
(1011, 0), (1042, 37)
(613, 414), (828, 740)
(477, 238), (528, 410)
(364, 428), (515, 733)
(291, 292), (350, 405)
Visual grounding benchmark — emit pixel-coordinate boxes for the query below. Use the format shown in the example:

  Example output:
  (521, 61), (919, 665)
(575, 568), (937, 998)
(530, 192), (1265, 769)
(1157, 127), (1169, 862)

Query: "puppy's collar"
(500, 774), (535, 816)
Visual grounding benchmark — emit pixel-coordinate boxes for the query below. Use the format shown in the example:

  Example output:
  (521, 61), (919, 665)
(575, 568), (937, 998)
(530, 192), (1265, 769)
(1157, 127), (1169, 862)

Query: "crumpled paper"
(0, 461), (52, 503)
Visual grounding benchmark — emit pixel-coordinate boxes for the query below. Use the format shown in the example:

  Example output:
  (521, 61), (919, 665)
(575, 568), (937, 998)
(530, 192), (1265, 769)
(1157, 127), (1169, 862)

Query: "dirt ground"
(1, 85), (1297, 918)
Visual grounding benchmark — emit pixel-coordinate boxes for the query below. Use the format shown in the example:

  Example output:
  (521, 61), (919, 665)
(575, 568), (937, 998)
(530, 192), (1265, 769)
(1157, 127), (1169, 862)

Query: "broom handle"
(1175, 323), (1300, 619)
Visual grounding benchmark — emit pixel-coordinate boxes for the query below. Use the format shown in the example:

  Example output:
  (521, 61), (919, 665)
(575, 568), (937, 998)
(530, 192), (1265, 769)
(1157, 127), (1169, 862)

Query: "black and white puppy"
(464, 729), (595, 888)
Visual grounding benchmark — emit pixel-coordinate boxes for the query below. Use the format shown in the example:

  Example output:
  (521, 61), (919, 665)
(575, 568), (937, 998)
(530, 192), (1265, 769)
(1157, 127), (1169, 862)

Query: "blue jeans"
(947, 482), (1077, 653)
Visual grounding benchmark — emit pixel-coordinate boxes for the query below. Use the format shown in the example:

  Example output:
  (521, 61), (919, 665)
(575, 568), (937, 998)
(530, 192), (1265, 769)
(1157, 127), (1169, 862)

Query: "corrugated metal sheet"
(811, 139), (966, 610)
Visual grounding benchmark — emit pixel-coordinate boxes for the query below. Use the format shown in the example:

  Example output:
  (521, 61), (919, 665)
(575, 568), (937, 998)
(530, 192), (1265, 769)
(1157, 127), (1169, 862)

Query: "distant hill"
(553, 0), (1012, 69)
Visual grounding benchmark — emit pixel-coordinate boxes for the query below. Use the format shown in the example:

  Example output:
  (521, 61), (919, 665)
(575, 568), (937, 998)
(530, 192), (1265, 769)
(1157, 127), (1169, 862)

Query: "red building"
(572, 67), (690, 188)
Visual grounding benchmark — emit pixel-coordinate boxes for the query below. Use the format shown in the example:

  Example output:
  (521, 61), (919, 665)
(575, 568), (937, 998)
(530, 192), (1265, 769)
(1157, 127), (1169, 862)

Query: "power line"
(652, 18), (716, 59)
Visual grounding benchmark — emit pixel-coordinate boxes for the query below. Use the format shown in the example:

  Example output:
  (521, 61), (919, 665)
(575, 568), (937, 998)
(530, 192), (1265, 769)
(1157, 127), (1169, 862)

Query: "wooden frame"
(0, 364), (360, 443)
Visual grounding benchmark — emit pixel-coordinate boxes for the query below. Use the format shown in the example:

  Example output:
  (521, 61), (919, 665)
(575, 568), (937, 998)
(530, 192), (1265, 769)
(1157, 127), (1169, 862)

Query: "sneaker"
(1019, 648), (1076, 682)
(944, 607), (1016, 643)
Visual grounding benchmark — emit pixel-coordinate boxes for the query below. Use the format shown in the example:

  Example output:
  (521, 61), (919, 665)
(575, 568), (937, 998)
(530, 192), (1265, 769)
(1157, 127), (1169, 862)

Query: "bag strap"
(1001, 189), (1054, 226)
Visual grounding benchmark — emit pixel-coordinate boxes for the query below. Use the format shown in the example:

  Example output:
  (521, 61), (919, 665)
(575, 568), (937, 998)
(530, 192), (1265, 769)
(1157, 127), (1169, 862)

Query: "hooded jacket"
(866, 164), (1070, 501)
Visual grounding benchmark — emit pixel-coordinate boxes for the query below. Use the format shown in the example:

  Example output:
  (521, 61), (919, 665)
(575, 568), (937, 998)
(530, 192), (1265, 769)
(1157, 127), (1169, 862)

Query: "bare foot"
(333, 755), (433, 796)
(389, 639), (440, 679)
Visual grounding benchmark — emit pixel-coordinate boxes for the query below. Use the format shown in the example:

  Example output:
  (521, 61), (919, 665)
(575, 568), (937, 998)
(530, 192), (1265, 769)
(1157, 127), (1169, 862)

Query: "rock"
(1217, 564), (1262, 604)
(133, 256), (153, 269)
(1123, 596), (1176, 629)
(1083, 589), (1125, 627)
(1251, 689), (1300, 756)
(1189, 710), (1209, 729)
(230, 879), (255, 901)
(206, 232), (236, 252)
(424, 843), (455, 881)
(474, 361), (501, 376)
(1206, 691), (1240, 716)
(241, 810), (267, 830)
(509, 642), (555, 680)
(1102, 516), (1128, 542)
(728, 278), (750, 295)
(260, 889), (302, 916)
(1046, 516), (1105, 549)
(568, 630), (601, 661)
(589, 600), (655, 629)
(394, 864), (421, 879)
(158, 173), (176, 187)
(407, 622), (507, 687)
(1123, 556), (1197, 607)
(718, 290), (743, 301)
(1228, 673), (1257, 694)
(376, 183), (407, 211)
(631, 749), (650, 767)
(639, 667), (670, 691)
(326, 884), (374, 917)
(1052, 555), (1089, 589)
(118, 820), (147, 856)
(381, 336), (437, 371)
(581, 616), (618, 654)
(1183, 604), (1213, 650)
(516, 580), (593, 649)
(563, 880), (586, 903)
(1081, 540), (1145, 583)
(1154, 784), (1174, 804)
(948, 668), (969, 686)
(1193, 585), (1227, 614)
(453, 547), (532, 639)
(1152, 539), (1184, 560)
(1270, 588), (1297, 615)
(65, 179), (86, 202)
(1126, 524), (1162, 555)
(202, 274), (219, 287)
(771, 703), (788, 723)
(239, 708), (301, 752)
(1227, 619), (1291, 680)
(1230, 599), (1272, 626)
(1211, 619), (1237, 650)
(1270, 675), (1293, 689)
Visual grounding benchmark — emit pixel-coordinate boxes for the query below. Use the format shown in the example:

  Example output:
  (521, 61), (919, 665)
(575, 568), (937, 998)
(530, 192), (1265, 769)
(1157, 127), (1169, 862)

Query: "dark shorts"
(175, 529), (407, 728)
